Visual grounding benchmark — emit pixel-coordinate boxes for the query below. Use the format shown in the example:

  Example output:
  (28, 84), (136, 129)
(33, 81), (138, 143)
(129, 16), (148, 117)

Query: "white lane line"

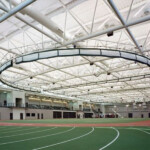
(0, 127), (55, 138)
(127, 128), (150, 135)
(99, 127), (120, 150)
(121, 128), (150, 131)
(0, 126), (23, 132)
(1, 127), (39, 134)
(0, 127), (75, 145)
(95, 127), (114, 129)
(33, 127), (94, 150)
(0, 126), (8, 129)
(143, 129), (150, 131)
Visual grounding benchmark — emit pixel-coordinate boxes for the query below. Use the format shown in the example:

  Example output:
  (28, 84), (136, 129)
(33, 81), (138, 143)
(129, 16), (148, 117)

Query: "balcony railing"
(0, 103), (26, 108)
(0, 102), (70, 111)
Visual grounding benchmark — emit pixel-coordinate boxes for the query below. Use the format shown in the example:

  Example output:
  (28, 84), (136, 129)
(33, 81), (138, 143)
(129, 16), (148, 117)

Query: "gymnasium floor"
(0, 118), (150, 150)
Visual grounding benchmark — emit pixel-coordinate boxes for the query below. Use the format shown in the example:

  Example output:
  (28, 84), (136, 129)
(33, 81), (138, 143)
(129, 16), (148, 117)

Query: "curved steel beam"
(0, 48), (150, 92)
(15, 48), (150, 66)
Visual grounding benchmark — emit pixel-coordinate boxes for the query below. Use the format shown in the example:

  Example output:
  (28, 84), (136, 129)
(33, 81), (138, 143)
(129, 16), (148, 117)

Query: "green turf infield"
(1, 118), (150, 124)
(0, 125), (149, 150)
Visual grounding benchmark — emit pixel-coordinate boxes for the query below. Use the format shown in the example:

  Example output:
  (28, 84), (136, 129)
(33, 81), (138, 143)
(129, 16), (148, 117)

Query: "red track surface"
(0, 120), (150, 127)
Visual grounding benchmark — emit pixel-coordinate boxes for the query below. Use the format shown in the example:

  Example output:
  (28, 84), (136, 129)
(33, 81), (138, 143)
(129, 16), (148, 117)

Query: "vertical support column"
(61, 111), (63, 119)
(100, 104), (105, 118)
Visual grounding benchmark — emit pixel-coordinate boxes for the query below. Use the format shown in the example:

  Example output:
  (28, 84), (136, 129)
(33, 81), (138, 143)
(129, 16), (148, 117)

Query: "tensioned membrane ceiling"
(0, 0), (150, 103)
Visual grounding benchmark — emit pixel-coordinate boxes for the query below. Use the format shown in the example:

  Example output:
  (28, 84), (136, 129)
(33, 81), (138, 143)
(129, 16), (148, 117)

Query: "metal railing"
(0, 102), (70, 110)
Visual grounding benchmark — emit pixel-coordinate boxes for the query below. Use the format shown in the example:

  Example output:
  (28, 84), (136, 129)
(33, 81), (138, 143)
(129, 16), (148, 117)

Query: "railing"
(0, 103), (26, 108)
(83, 108), (99, 113)
(0, 102), (70, 111)
(83, 108), (91, 112)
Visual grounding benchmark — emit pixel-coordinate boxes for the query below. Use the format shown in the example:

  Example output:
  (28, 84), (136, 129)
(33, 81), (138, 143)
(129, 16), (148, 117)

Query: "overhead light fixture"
(107, 72), (111, 75)
(90, 62), (94, 66)
(107, 31), (113, 37)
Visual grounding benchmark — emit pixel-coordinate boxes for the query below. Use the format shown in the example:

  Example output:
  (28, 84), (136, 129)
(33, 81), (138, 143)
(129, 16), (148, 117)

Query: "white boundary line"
(33, 127), (94, 150)
(0, 127), (57, 138)
(0, 127), (75, 145)
(0, 126), (23, 132)
(1, 126), (38, 134)
(143, 129), (150, 131)
(127, 128), (150, 135)
(0, 126), (9, 129)
(99, 127), (120, 150)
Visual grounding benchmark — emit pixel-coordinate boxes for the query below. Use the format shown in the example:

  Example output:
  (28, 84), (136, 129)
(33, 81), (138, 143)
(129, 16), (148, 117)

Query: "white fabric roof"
(0, 0), (150, 103)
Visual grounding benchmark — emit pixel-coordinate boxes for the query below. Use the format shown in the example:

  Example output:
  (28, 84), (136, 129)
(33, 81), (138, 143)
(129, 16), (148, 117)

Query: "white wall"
(12, 91), (25, 106)
(7, 92), (12, 104)
(72, 101), (83, 110)
(13, 108), (25, 120)
(0, 108), (12, 120)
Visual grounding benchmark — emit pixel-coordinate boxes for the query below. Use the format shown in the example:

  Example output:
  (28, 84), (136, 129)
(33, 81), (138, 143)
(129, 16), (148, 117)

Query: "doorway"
(141, 114), (144, 118)
(16, 98), (22, 107)
(41, 113), (43, 119)
(20, 113), (23, 120)
(128, 113), (133, 118)
(37, 113), (40, 119)
(4, 100), (7, 106)
(10, 113), (13, 120)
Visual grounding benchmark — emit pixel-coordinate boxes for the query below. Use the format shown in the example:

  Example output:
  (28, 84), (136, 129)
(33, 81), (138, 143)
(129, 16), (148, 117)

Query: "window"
(26, 113), (30, 117)
(31, 113), (35, 117)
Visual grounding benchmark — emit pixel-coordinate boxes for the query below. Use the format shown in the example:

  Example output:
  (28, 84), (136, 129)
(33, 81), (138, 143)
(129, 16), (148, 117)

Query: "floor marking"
(1, 126), (38, 134)
(33, 127), (94, 150)
(143, 129), (150, 131)
(127, 128), (150, 135)
(0, 126), (23, 132)
(122, 127), (150, 131)
(0, 126), (8, 129)
(99, 127), (120, 150)
(0, 127), (53, 138)
(95, 127), (114, 129)
(0, 127), (75, 145)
